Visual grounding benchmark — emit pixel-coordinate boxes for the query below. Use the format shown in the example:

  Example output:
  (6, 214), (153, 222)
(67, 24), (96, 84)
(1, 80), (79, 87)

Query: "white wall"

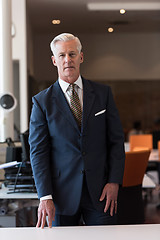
(33, 32), (160, 82)
(80, 33), (160, 80)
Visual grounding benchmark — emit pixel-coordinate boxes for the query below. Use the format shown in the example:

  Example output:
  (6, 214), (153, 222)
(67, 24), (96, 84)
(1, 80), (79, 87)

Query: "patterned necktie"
(69, 84), (82, 128)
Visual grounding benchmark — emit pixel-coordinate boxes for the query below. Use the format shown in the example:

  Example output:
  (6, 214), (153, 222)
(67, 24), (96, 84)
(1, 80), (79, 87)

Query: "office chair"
(129, 134), (153, 151)
(117, 150), (151, 225)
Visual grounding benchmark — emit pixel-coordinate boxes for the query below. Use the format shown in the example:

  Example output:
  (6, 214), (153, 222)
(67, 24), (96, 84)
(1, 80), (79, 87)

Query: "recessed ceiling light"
(108, 27), (114, 33)
(120, 9), (126, 14)
(87, 3), (160, 11)
(52, 19), (61, 25)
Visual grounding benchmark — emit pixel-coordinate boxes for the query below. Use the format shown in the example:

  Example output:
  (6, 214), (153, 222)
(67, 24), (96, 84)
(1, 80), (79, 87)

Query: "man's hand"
(36, 199), (55, 228)
(99, 183), (119, 216)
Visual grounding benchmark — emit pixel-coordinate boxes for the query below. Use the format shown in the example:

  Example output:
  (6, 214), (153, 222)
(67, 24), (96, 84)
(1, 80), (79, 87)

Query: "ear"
(80, 52), (84, 63)
(51, 56), (57, 66)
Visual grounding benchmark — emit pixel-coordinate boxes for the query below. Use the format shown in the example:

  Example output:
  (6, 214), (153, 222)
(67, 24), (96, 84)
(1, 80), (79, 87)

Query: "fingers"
(104, 199), (118, 216)
(100, 183), (119, 216)
(48, 216), (53, 228)
(104, 197), (110, 213)
(99, 188), (106, 202)
(114, 201), (118, 214)
(36, 200), (55, 229)
(48, 207), (55, 228)
(41, 211), (47, 229)
(36, 208), (47, 229)
(110, 200), (115, 216)
(36, 210), (42, 228)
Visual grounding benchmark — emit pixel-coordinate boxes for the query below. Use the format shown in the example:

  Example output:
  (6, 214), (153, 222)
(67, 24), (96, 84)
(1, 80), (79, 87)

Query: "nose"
(65, 54), (71, 63)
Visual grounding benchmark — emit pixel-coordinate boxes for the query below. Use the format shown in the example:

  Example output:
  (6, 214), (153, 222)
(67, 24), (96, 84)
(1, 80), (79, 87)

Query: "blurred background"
(2, 0), (160, 140)
(1, 0), (160, 227)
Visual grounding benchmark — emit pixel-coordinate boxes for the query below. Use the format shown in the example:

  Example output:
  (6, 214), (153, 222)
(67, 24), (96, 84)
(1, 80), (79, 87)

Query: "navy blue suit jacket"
(29, 78), (125, 215)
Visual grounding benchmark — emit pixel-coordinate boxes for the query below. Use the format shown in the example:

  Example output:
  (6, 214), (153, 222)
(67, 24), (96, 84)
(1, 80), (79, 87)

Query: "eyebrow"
(58, 50), (76, 55)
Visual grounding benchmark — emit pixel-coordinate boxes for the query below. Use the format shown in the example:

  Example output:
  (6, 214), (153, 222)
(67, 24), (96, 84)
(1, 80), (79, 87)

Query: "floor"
(144, 187), (160, 224)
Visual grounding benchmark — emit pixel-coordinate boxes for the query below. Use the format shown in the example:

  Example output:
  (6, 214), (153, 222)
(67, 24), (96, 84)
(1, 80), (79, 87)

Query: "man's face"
(52, 39), (83, 83)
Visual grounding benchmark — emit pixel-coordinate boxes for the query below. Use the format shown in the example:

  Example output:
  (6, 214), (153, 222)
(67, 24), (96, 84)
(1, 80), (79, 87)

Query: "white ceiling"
(26, 0), (160, 34)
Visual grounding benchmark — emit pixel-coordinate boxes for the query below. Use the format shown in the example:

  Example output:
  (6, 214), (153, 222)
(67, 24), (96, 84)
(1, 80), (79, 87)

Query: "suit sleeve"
(29, 97), (53, 199)
(106, 87), (125, 184)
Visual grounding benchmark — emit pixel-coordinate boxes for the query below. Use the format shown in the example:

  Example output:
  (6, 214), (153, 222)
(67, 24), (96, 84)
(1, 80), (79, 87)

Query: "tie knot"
(70, 83), (76, 90)
(69, 84), (77, 95)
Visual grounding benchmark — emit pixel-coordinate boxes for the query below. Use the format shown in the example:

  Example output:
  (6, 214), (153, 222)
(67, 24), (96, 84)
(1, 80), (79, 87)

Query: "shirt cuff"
(40, 195), (53, 201)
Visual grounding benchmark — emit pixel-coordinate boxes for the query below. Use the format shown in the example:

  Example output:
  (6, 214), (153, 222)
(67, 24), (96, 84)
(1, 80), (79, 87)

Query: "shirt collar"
(59, 76), (83, 93)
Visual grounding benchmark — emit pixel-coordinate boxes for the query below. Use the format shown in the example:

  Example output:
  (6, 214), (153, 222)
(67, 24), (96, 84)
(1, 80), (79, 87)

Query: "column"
(0, 0), (15, 142)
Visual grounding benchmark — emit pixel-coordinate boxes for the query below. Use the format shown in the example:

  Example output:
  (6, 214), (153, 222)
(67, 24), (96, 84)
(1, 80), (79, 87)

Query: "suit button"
(80, 170), (85, 174)
(82, 152), (86, 156)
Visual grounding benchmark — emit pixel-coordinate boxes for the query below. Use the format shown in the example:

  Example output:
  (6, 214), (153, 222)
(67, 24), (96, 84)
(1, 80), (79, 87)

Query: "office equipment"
(0, 184), (37, 199)
(6, 146), (22, 163)
(20, 131), (30, 162)
(0, 161), (20, 169)
(3, 132), (36, 193)
(0, 200), (8, 215)
(0, 142), (21, 180)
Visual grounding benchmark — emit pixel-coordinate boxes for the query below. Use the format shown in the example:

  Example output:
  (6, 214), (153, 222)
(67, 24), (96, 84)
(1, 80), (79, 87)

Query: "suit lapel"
(52, 81), (80, 132)
(82, 78), (95, 132)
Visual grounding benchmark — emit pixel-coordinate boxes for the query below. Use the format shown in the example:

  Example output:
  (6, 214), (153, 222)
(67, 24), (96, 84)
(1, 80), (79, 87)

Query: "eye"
(69, 53), (76, 57)
(59, 54), (65, 58)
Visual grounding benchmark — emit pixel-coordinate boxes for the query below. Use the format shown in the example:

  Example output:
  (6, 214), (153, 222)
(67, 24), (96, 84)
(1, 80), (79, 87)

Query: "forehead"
(54, 40), (78, 54)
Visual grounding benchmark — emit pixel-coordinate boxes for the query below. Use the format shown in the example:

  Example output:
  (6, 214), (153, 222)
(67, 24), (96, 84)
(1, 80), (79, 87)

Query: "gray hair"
(50, 33), (82, 55)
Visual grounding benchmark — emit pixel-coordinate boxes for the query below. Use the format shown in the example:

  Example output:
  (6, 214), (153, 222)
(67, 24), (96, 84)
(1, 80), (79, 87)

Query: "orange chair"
(129, 134), (153, 151)
(117, 150), (151, 224)
(122, 150), (151, 187)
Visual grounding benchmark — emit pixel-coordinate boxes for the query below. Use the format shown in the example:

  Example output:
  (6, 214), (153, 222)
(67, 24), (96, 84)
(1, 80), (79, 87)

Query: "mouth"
(64, 66), (74, 70)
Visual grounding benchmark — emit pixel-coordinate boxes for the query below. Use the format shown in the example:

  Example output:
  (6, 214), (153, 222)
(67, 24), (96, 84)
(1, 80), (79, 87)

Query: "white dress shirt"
(40, 76), (83, 201)
(59, 75), (83, 109)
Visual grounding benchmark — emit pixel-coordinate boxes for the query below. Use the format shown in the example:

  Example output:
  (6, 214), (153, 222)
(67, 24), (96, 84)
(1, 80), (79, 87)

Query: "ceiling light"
(52, 20), (61, 25)
(87, 2), (160, 11)
(120, 9), (126, 14)
(108, 27), (114, 33)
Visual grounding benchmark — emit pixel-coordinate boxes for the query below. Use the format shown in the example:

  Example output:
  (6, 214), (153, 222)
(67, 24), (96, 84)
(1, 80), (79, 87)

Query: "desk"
(142, 174), (156, 188)
(0, 184), (38, 199)
(0, 185), (38, 227)
(0, 225), (160, 240)
(149, 149), (160, 162)
(147, 149), (160, 184)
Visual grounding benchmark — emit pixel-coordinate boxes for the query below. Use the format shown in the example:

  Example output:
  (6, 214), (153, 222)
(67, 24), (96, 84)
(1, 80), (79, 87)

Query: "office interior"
(1, 0), (160, 228)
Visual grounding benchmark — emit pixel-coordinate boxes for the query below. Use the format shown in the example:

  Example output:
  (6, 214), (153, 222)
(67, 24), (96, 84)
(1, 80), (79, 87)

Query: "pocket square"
(95, 109), (106, 116)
